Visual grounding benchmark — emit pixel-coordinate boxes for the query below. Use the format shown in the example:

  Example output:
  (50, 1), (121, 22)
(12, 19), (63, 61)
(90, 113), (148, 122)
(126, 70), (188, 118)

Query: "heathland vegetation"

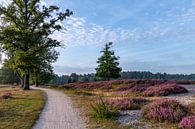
(52, 79), (195, 129)
(0, 1), (194, 129)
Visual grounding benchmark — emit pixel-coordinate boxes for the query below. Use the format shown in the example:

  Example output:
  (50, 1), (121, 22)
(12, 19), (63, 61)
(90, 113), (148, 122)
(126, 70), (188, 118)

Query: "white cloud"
(52, 16), (165, 47)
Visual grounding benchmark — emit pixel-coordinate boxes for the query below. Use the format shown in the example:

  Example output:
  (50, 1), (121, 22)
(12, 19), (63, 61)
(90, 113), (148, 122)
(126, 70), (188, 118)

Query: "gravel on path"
(32, 87), (86, 129)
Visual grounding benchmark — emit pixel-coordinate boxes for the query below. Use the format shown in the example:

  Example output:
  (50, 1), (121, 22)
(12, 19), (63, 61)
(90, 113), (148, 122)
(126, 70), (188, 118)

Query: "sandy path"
(164, 85), (195, 104)
(32, 87), (86, 129)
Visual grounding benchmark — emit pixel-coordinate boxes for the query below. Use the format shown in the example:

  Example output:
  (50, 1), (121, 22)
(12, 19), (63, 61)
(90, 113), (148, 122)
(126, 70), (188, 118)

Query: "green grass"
(91, 98), (118, 119)
(0, 87), (45, 129)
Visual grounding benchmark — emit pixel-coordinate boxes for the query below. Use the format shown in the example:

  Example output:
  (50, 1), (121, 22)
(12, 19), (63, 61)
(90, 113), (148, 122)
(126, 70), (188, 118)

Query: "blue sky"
(1, 0), (195, 75)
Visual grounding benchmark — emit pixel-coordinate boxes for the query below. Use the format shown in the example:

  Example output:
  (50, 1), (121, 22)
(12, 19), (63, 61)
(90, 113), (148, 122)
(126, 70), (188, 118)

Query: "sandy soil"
(32, 87), (86, 129)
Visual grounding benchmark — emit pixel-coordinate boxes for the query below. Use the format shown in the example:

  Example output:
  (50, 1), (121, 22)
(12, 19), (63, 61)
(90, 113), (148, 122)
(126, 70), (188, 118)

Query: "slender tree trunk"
(35, 78), (39, 87)
(107, 77), (110, 81)
(35, 72), (39, 87)
(23, 74), (30, 90)
(15, 70), (24, 88)
(20, 78), (24, 88)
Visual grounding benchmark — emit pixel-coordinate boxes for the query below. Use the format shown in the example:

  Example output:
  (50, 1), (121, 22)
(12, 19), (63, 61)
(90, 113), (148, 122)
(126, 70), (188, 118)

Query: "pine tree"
(95, 42), (122, 80)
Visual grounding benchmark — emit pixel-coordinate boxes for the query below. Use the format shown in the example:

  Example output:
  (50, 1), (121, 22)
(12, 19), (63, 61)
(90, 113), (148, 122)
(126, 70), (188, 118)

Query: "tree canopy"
(0, 0), (72, 89)
(95, 42), (122, 80)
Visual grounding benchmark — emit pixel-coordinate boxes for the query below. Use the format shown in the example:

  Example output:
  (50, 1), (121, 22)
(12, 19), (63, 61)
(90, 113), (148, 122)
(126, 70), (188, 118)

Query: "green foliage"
(91, 98), (118, 119)
(0, 65), (20, 84)
(0, 0), (72, 89)
(95, 42), (122, 80)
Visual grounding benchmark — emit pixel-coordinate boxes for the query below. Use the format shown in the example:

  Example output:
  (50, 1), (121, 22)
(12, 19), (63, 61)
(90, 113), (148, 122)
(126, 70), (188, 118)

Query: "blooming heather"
(143, 83), (188, 97)
(106, 97), (149, 110)
(0, 93), (12, 99)
(142, 99), (188, 122)
(179, 116), (195, 129)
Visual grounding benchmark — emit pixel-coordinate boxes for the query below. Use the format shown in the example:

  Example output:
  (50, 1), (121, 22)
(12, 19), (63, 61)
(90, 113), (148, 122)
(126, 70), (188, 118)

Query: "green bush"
(91, 98), (118, 119)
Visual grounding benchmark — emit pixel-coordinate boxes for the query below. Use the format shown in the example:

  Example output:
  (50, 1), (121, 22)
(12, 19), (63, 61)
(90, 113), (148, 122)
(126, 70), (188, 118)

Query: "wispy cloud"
(52, 16), (173, 47)
(51, 5), (195, 47)
(51, 16), (141, 47)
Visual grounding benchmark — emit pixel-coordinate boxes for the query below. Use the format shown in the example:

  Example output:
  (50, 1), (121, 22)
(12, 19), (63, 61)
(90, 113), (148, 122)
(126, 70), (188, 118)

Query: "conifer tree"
(95, 42), (122, 80)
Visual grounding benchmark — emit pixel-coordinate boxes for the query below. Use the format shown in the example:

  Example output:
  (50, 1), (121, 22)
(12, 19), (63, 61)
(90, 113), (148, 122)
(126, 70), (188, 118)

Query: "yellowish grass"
(0, 87), (45, 129)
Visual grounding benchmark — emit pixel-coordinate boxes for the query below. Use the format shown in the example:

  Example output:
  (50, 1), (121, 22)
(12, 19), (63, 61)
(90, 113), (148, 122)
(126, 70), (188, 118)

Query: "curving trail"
(32, 87), (86, 129)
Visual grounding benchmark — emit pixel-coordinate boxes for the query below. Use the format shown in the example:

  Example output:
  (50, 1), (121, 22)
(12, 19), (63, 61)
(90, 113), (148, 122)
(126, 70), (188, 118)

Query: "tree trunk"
(107, 77), (110, 81)
(20, 78), (24, 88)
(23, 74), (30, 90)
(35, 79), (39, 87)
(35, 72), (39, 87)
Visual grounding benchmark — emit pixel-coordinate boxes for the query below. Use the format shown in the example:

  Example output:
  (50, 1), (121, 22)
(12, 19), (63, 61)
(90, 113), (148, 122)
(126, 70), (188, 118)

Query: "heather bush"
(142, 99), (188, 122)
(128, 85), (147, 92)
(67, 81), (112, 90)
(106, 97), (149, 110)
(179, 116), (195, 129)
(64, 79), (167, 91)
(111, 80), (124, 85)
(0, 93), (12, 99)
(91, 98), (118, 119)
(143, 83), (188, 97)
(114, 83), (135, 91)
(188, 103), (195, 115)
(72, 90), (94, 96)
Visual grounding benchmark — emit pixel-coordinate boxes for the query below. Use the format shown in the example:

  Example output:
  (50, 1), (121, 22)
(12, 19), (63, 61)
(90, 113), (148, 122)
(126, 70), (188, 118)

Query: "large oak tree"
(0, 0), (72, 89)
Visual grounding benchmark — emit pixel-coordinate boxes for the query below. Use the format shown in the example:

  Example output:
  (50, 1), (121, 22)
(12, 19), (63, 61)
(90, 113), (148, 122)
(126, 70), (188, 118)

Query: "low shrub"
(188, 103), (195, 115)
(142, 99), (188, 122)
(178, 80), (195, 85)
(128, 85), (147, 92)
(179, 116), (195, 129)
(91, 98), (118, 119)
(0, 93), (12, 99)
(63, 79), (167, 91)
(143, 83), (188, 97)
(106, 97), (149, 110)
(72, 90), (94, 96)
(67, 81), (112, 90)
(114, 84), (135, 91)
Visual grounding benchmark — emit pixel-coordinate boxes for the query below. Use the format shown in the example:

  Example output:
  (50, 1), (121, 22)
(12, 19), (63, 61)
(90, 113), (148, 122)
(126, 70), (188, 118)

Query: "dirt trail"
(164, 85), (195, 104)
(32, 87), (86, 129)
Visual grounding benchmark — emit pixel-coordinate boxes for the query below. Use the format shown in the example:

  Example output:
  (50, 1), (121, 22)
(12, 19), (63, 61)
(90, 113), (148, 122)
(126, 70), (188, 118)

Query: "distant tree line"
(121, 71), (195, 80)
(0, 66), (20, 84)
(47, 71), (195, 85)
(1, 67), (195, 85)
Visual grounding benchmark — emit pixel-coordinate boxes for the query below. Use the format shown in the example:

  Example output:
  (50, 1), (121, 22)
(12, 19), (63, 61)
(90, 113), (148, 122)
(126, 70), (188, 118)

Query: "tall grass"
(91, 97), (118, 119)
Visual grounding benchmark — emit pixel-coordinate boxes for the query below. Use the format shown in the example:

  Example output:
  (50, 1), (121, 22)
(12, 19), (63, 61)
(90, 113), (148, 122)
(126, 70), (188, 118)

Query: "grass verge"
(0, 86), (45, 129)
